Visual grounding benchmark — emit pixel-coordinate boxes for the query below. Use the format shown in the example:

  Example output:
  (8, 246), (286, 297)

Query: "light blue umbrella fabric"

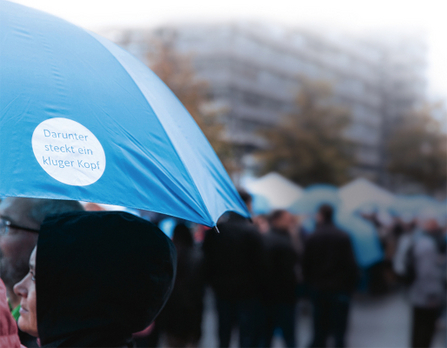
(0, 1), (249, 227)
(335, 210), (383, 268)
(251, 193), (271, 215)
(389, 195), (438, 215)
(158, 218), (177, 239)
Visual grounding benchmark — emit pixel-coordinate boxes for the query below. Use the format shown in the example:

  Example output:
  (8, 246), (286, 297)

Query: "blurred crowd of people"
(0, 192), (445, 348)
(140, 191), (359, 348)
(144, 190), (445, 348)
(131, 189), (445, 348)
(363, 208), (447, 348)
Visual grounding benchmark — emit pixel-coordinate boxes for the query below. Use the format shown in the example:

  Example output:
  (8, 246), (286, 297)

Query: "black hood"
(35, 211), (177, 347)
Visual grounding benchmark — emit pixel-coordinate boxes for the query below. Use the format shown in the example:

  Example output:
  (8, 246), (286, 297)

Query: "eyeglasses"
(0, 217), (40, 235)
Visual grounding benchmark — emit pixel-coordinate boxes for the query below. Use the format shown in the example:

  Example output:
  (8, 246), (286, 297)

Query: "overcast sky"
(9, 0), (447, 99)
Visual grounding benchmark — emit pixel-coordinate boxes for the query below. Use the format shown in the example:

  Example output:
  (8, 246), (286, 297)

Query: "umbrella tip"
(213, 225), (220, 234)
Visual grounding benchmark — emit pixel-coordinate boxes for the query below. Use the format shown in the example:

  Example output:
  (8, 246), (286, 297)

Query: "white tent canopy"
(339, 178), (395, 213)
(244, 172), (303, 210)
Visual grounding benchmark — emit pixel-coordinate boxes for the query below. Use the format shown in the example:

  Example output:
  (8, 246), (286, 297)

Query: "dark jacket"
(157, 225), (205, 343)
(303, 223), (359, 293)
(202, 213), (265, 301)
(36, 211), (177, 347)
(262, 228), (299, 304)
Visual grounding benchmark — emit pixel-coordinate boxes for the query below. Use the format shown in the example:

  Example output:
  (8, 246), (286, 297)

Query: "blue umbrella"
(158, 218), (177, 239)
(389, 195), (440, 218)
(335, 210), (383, 268)
(0, 1), (248, 227)
(250, 193), (271, 215)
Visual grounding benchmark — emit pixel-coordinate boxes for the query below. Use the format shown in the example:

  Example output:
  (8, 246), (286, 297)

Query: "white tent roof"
(339, 178), (395, 212)
(245, 172), (303, 209)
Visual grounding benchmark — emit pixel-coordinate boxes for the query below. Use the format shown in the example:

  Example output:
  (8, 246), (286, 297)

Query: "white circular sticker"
(32, 118), (106, 186)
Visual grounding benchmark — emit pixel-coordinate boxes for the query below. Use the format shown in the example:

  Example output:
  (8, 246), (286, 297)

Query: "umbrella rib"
(86, 31), (214, 225)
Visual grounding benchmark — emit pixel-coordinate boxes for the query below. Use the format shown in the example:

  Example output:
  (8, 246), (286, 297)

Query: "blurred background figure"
(0, 197), (84, 347)
(156, 223), (205, 348)
(407, 210), (446, 348)
(261, 209), (301, 348)
(303, 204), (359, 348)
(359, 209), (389, 296)
(393, 214), (418, 285)
(253, 214), (270, 235)
(202, 190), (265, 348)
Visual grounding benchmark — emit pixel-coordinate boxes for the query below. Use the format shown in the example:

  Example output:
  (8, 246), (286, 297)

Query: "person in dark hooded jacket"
(202, 190), (265, 348)
(12, 211), (177, 348)
(156, 223), (205, 347)
(303, 204), (359, 348)
(261, 209), (300, 348)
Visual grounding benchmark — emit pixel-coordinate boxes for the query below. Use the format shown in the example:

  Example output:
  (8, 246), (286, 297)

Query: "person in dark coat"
(261, 209), (300, 348)
(157, 223), (205, 347)
(303, 204), (359, 348)
(202, 190), (265, 348)
(12, 211), (177, 347)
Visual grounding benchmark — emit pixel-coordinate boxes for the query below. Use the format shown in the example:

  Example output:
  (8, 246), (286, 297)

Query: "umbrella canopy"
(0, 1), (248, 227)
(335, 210), (384, 268)
(389, 195), (446, 224)
(339, 178), (395, 213)
(251, 193), (271, 215)
(389, 195), (436, 215)
(158, 218), (177, 238)
(245, 172), (303, 210)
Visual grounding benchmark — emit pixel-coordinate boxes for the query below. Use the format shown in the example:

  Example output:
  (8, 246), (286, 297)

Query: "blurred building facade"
(363, 32), (427, 188)
(103, 23), (427, 186)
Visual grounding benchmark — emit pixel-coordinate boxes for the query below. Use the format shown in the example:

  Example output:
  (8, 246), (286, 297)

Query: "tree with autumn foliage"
(256, 79), (354, 186)
(147, 40), (237, 174)
(387, 102), (447, 194)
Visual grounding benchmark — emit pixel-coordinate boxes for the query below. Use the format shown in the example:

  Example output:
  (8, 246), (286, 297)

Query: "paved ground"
(196, 289), (446, 348)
